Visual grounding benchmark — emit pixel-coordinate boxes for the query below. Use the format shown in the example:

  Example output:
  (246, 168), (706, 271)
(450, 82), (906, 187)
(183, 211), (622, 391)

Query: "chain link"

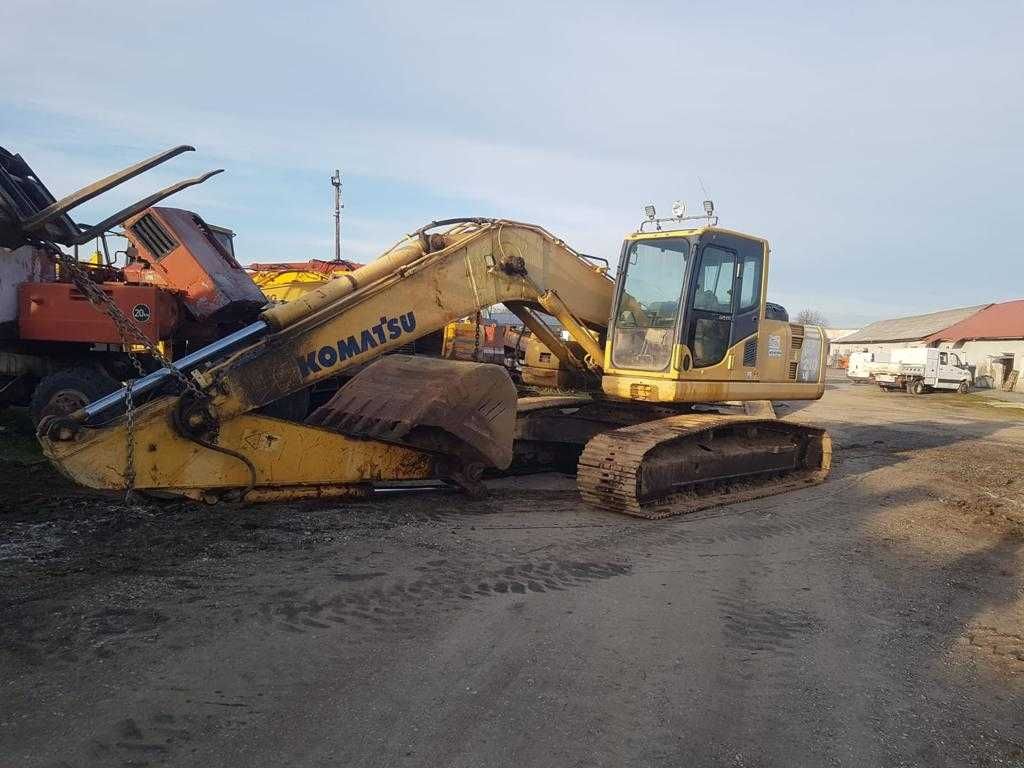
(473, 310), (482, 362)
(124, 380), (136, 501)
(48, 247), (208, 500)
(53, 249), (203, 398)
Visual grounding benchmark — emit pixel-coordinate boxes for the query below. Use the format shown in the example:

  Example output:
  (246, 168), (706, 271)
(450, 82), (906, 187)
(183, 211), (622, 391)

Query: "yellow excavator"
(11, 146), (831, 518)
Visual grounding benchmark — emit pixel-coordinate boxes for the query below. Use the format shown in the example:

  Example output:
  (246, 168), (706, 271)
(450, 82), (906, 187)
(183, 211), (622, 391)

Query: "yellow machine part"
(44, 399), (440, 502)
(248, 264), (356, 304)
(520, 334), (591, 389)
(600, 322), (828, 403)
(251, 263), (513, 363)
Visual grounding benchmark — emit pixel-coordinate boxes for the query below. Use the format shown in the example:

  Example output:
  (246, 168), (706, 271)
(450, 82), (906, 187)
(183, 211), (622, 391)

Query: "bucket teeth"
(577, 413), (831, 519)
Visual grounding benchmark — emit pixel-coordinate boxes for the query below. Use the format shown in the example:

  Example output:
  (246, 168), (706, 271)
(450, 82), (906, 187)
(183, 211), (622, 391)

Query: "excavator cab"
(601, 223), (826, 404)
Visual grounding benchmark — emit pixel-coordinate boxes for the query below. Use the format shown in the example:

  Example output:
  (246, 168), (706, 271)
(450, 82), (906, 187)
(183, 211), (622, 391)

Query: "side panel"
(18, 282), (179, 343)
(602, 320), (826, 402)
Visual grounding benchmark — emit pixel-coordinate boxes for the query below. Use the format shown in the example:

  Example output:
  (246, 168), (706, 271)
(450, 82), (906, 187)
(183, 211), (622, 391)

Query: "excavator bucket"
(307, 355), (519, 470)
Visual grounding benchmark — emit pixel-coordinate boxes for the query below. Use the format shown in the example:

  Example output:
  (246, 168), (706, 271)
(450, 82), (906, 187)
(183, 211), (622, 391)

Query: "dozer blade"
(307, 354), (518, 471)
(577, 413), (831, 519)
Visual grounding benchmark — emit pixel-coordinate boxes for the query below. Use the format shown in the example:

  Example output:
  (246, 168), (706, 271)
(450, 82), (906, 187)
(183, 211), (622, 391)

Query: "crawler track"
(576, 414), (831, 518)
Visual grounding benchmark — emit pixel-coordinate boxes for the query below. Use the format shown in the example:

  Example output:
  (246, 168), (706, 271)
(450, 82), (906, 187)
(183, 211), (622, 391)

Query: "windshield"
(611, 237), (691, 371)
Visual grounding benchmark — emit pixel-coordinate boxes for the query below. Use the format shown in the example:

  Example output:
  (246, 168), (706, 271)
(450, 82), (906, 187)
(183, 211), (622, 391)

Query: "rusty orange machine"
(0, 144), (266, 423)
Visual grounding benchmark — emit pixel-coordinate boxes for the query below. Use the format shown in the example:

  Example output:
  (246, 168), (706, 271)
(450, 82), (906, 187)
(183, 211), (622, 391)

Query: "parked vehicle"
(868, 348), (972, 394)
(846, 351), (875, 382)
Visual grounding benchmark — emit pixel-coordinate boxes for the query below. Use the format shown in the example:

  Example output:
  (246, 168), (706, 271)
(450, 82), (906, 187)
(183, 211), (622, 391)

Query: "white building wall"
(935, 339), (1024, 390)
(831, 340), (927, 359)
(0, 246), (54, 325)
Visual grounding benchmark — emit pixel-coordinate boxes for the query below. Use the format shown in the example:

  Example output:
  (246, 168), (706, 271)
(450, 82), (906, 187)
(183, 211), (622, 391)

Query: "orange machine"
(2, 204), (268, 423)
(2, 205), (268, 423)
(0, 143), (275, 422)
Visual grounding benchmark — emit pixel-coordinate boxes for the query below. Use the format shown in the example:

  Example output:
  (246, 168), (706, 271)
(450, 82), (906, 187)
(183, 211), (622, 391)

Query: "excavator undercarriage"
(511, 396), (830, 518)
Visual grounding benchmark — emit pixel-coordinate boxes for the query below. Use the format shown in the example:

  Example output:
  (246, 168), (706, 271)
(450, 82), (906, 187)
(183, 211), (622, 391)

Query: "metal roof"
(836, 304), (989, 344)
(926, 299), (1024, 342)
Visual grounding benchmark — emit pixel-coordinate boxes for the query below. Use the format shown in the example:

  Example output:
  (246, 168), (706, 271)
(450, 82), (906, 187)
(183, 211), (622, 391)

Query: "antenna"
(696, 176), (717, 224)
(330, 169), (343, 262)
(697, 175), (710, 199)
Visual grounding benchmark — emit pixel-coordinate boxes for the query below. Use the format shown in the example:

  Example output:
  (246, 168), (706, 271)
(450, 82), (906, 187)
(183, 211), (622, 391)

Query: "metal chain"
(473, 310), (482, 362)
(48, 247), (208, 501)
(124, 380), (136, 501)
(53, 249), (203, 398)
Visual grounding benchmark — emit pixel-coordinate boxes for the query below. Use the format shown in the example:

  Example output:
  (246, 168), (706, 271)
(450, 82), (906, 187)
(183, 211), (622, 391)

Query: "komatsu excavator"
(10, 146), (831, 518)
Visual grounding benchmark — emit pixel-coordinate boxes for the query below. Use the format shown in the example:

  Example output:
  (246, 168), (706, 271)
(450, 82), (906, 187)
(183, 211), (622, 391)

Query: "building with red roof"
(926, 299), (1024, 344)
(926, 299), (1024, 390)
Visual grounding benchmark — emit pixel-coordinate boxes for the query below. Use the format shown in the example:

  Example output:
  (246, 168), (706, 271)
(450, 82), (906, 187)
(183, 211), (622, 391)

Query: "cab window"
(738, 255), (761, 311)
(940, 352), (948, 365)
(693, 247), (736, 312)
(611, 238), (691, 371)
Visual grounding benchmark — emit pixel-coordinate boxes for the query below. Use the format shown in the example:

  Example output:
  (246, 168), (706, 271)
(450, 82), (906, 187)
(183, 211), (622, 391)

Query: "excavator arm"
(39, 219), (615, 501)
(215, 219), (612, 418)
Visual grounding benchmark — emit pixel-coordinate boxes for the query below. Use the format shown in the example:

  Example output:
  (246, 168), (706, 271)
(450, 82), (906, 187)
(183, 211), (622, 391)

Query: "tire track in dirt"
(257, 558), (631, 635)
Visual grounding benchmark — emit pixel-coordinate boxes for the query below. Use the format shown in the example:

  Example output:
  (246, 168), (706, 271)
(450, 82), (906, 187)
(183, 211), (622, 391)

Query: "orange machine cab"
(17, 207), (265, 346)
(121, 207), (265, 322)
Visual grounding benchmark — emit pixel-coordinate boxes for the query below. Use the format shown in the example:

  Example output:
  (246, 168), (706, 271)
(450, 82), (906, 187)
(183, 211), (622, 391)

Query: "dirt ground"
(2, 379), (1023, 767)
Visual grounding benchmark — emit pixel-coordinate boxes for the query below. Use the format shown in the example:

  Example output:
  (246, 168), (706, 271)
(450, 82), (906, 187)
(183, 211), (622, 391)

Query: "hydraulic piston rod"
(80, 320), (270, 424)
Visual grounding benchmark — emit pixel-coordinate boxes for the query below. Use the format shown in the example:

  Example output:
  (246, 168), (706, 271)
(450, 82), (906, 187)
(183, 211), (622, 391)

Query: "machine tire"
(29, 367), (120, 426)
(910, 379), (926, 395)
(958, 380), (971, 394)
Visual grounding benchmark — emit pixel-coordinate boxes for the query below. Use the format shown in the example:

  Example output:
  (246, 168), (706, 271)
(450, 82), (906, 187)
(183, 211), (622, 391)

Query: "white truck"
(869, 347), (973, 394)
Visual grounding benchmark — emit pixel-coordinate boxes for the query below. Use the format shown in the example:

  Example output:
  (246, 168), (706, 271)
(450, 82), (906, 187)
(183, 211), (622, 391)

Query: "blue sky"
(2, 0), (1021, 327)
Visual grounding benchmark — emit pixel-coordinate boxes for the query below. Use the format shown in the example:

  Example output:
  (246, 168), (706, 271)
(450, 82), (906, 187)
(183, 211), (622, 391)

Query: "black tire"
(29, 367), (120, 426)
(958, 380), (971, 394)
(910, 379), (926, 395)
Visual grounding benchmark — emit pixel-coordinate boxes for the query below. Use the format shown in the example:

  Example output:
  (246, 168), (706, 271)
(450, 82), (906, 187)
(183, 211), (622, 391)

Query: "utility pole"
(331, 169), (343, 262)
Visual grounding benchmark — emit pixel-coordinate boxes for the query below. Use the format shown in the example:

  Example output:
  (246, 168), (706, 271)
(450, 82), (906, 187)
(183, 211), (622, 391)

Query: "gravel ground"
(1, 380), (1023, 767)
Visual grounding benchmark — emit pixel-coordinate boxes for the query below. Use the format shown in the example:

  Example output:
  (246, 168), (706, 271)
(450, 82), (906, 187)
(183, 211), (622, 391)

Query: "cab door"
(686, 244), (736, 368)
(685, 233), (764, 369)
